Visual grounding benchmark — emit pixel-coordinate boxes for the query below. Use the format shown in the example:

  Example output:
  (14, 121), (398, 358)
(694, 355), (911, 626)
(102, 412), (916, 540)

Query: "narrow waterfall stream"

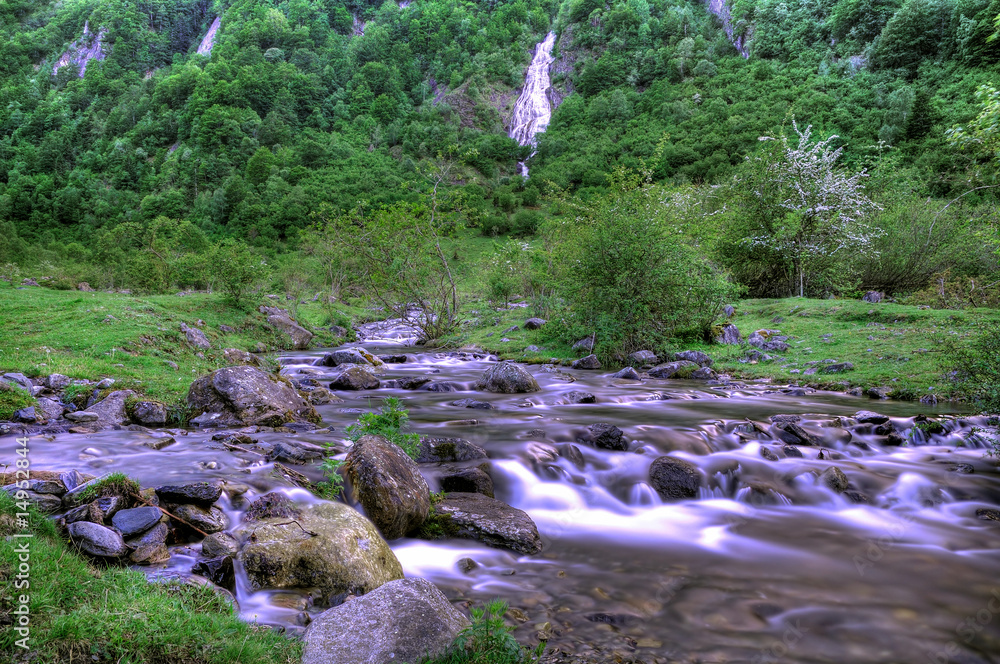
(508, 32), (557, 178)
(22, 327), (1000, 662)
(196, 17), (221, 56)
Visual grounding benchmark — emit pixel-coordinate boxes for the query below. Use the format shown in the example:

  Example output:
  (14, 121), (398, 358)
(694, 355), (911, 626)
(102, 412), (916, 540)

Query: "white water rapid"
(197, 17), (221, 56)
(508, 31), (556, 178)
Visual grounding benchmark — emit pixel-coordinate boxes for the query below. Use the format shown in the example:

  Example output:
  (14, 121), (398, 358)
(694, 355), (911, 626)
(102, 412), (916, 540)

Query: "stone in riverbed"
(612, 367), (642, 380)
(416, 437), (488, 463)
(576, 422), (627, 451)
(187, 365), (319, 427)
(65, 411), (99, 422)
(169, 504), (227, 534)
(127, 522), (169, 548)
(571, 354), (602, 370)
(648, 361), (699, 379)
(68, 521), (127, 557)
(155, 481), (223, 507)
(855, 410), (889, 424)
(564, 390), (596, 404)
(130, 543), (170, 565)
(316, 349), (371, 367)
(329, 366), (380, 391)
(475, 362), (539, 393)
(820, 466), (850, 492)
(772, 422), (823, 446)
(236, 501), (404, 603)
(451, 398), (494, 410)
(649, 457), (702, 501)
(245, 493), (302, 521)
(345, 434), (430, 540)
(202, 532), (240, 558)
(439, 465), (494, 498)
(302, 577), (470, 664)
(130, 400), (167, 426)
(192, 556), (236, 591)
(434, 492), (543, 554)
(111, 506), (163, 537)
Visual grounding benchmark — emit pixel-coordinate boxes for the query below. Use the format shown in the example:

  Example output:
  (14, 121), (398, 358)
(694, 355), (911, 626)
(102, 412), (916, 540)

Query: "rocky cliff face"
(52, 22), (107, 76)
(705, 0), (750, 58)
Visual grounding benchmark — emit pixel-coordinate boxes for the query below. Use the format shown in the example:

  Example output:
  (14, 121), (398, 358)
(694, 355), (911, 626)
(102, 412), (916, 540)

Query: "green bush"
(950, 325), (1000, 413)
(212, 238), (271, 308)
(346, 397), (421, 459)
(426, 599), (544, 664)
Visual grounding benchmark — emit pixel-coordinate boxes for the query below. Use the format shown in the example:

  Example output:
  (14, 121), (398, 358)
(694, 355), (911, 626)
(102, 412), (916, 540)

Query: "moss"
(75, 471), (142, 505)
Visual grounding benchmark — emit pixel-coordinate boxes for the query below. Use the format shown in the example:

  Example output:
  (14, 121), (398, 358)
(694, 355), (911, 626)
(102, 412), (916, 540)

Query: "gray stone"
(821, 362), (854, 374)
(760, 447), (779, 462)
(43, 373), (72, 390)
(236, 501), (403, 601)
(112, 506), (163, 537)
(346, 434), (430, 539)
(2, 372), (33, 392)
(36, 397), (65, 421)
(96, 378), (115, 389)
(649, 457), (701, 500)
(131, 543), (171, 565)
(451, 398), (494, 410)
(440, 465), (494, 498)
(435, 492), (543, 554)
(202, 532), (240, 558)
(245, 493), (301, 521)
(576, 423), (627, 451)
(611, 367), (642, 380)
(564, 390), (596, 404)
(674, 350), (712, 367)
(821, 467), (850, 493)
(269, 441), (324, 464)
(572, 336), (594, 352)
(571, 354), (602, 370)
(65, 410), (98, 423)
(155, 481), (223, 506)
(302, 577), (470, 664)
(476, 362), (539, 394)
(855, 410), (889, 425)
(130, 401), (167, 426)
(89, 390), (136, 427)
(329, 366), (380, 391)
(713, 323), (741, 345)
(180, 322), (211, 349)
(773, 422), (823, 446)
(68, 521), (127, 557)
(691, 367), (718, 380)
(222, 348), (260, 366)
(259, 306), (314, 350)
(317, 349), (372, 367)
(628, 350), (658, 366)
(524, 318), (547, 330)
(648, 361), (699, 379)
(126, 522), (169, 548)
(187, 365), (318, 427)
(170, 504), (228, 534)
(416, 438), (488, 464)
(4, 488), (62, 513)
(12, 407), (36, 423)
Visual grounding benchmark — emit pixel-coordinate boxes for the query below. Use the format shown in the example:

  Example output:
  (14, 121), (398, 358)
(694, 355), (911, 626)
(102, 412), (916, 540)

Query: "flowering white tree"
(740, 121), (883, 297)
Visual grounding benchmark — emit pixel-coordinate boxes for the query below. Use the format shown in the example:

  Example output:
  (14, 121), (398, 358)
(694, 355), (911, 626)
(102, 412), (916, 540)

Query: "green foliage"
(346, 397), (421, 459)
(426, 599), (544, 664)
(0, 382), (36, 420)
(212, 237), (271, 307)
(76, 471), (142, 503)
(317, 457), (345, 499)
(950, 324), (1000, 412)
(483, 240), (533, 307)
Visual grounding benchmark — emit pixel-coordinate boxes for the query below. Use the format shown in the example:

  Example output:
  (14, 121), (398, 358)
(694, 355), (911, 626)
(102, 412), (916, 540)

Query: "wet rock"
(202, 532), (240, 558)
(222, 348), (260, 366)
(192, 556), (236, 592)
(317, 349), (372, 367)
(68, 521), (126, 558)
(648, 361), (699, 379)
(612, 367), (641, 380)
(187, 366), (319, 427)
(127, 522), (169, 548)
(976, 508), (1000, 522)
(64, 502), (103, 524)
(302, 577), (469, 664)
(773, 422), (823, 446)
(237, 501), (403, 601)
(5, 489), (62, 513)
(451, 398), (494, 410)
(782, 445), (803, 458)
(345, 434), (430, 540)
(329, 366), (380, 391)
(820, 467), (850, 493)
(130, 401), (167, 426)
(259, 306), (314, 350)
(674, 350), (712, 367)
(740, 482), (789, 506)
(949, 463), (975, 474)
(169, 504), (227, 534)
(379, 355), (409, 364)
(435, 492), (543, 554)
(855, 410), (889, 424)
(760, 447), (779, 462)
(564, 390), (596, 404)
(65, 411), (99, 422)
(36, 397), (65, 421)
(155, 481), (223, 507)
(649, 457), (701, 501)
(842, 490), (870, 504)
(12, 406), (36, 423)
(396, 376), (432, 390)
(571, 354), (602, 370)
(628, 350), (658, 366)
(245, 493), (302, 521)
(180, 322), (211, 349)
(476, 362), (539, 393)
(577, 423), (628, 451)
(560, 444), (586, 470)
(111, 506), (163, 537)
(821, 362), (854, 374)
(422, 382), (459, 392)
(130, 543), (170, 565)
(416, 437), (488, 463)
(714, 323), (742, 345)
(440, 465), (494, 498)
(572, 336), (594, 352)
(270, 441), (324, 464)
(691, 367), (718, 380)
(89, 390), (136, 427)
(306, 387), (339, 405)
(456, 557), (479, 574)
(524, 318), (547, 330)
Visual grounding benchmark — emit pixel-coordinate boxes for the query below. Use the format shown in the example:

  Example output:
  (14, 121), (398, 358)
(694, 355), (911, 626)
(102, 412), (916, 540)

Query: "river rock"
(192, 556), (236, 591)
(854, 410), (889, 424)
(180, 322), (211, 349)
(576, 423), (628, 451)
(691, 367), (718, 380)
(345, 434), (430, 540)
(612, 367), (642, 380)
(259, 306), (314, 350)
(169, 504), (227, 534)
(451, 398), (494, 410)
(396, 376), (432, 390)
(440, 465), (494, 498)
(435, 492), (543, 554)
(237, 501), (404, 602)
(571, 354), (602, 370)
(714, 323), (741, 345)
(416, 437), (488, 463)
(36, 398), (65, 421)
(131, 543), (170, 565)
(5, 489), (62, 513)
(820, 467), (850, 492)
(782, 445), (803, 458)
(68, 521), (127, 557)
(524, 318), (547, 330)
(329, 366), (379, 391)
(130, 400), (167, 426)
(111, 506), (163, 537)
(628, 350), (658, 366)
(127, 522), (169, 548)
(187, 365), (319, 427)
(649, 457), (702, 500)
(564, 390), (596, 404)
(773, 422), (823, 446)
(223, 348), (260, 366)
(760, 447), (779, 461)
(302, 577), (470, 664)
(246, 493), (302, 521)
(13, 407), (36, 423)
(89, 390), (136, 427)
(202, 532), (240, 558)
(674, 350), (712, 367)
(476, 362), (539, 393)
(648, 361), (699, 379)
(269, 441), (324, 464)
(317, 349), (371, 367)
(155, 481), (223, 506)
(65, 411), (98, 422)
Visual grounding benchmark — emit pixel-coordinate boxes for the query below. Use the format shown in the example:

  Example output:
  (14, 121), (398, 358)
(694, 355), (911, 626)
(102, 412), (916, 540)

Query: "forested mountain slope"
(0, 0), (998, 261)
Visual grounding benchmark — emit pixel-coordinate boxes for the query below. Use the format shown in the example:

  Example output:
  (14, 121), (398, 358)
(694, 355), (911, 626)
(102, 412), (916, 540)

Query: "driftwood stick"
(130, 491), (210, 538)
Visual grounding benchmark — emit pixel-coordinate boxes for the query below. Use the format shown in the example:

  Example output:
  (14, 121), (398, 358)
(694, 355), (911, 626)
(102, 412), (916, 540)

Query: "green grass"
(73, 472), (142, 504)
(0, 383), (36, 420)
(0, 288), (347, 406)
(0, 492), (301, 664)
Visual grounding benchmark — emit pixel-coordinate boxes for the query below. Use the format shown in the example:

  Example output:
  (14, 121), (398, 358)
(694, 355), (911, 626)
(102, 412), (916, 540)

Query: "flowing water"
(509, 32), (557, 178)
(20, 331), (1000, 662)
(197, 17), (221, 56)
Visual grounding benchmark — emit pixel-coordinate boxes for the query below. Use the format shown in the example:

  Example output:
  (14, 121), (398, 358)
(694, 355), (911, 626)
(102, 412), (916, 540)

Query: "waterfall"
(197, 17), (221, 56)
(508, 31), (556, 178)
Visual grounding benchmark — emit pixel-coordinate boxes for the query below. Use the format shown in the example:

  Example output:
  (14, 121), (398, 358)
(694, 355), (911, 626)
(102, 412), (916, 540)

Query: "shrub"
(427, 599), (544, 664)
(950, 326), (1000, 413)
(211, 238), (270, 308)
(345, 397), (420, 459)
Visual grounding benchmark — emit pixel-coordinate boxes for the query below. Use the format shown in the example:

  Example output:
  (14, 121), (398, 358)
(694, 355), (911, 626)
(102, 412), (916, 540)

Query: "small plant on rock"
(346, 397), (421, 459)
(316, 458), (345, 499)
(427, 598), (543, 664)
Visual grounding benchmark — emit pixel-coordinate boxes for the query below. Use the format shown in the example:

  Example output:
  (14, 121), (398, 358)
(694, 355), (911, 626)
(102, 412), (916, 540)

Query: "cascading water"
(197, 17), (221, 56)
(508, 31), (556, 178)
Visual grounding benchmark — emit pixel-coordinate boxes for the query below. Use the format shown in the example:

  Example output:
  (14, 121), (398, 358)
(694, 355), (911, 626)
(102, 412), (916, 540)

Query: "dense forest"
(0, 0), (998, 323)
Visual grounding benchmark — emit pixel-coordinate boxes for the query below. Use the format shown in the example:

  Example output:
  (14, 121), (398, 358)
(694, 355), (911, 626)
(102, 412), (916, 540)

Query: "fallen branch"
(130, 491), (210, 538)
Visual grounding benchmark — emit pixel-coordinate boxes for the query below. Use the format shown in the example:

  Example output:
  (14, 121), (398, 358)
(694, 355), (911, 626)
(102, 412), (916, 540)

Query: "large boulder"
(90, 389), (137, 427)
(129, 400), (167, 426)
(649, 457), (702, 501)
(302, 578), (470, 664)
(236, 501), (403, 603)
(674, 350), (712, 367)
(329, 366), (380, 391)
(434, 492), (543, 554)
(316, 349), (372, 367)
(628, 350), (658, 366)
(187, 366), (319, 427)
(713, 323), (741, 345)
(259, 306), (314, 350)
(571, 354), (602, 370)
(475, 362), (539, 394)
(345, 435), (431, 539)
